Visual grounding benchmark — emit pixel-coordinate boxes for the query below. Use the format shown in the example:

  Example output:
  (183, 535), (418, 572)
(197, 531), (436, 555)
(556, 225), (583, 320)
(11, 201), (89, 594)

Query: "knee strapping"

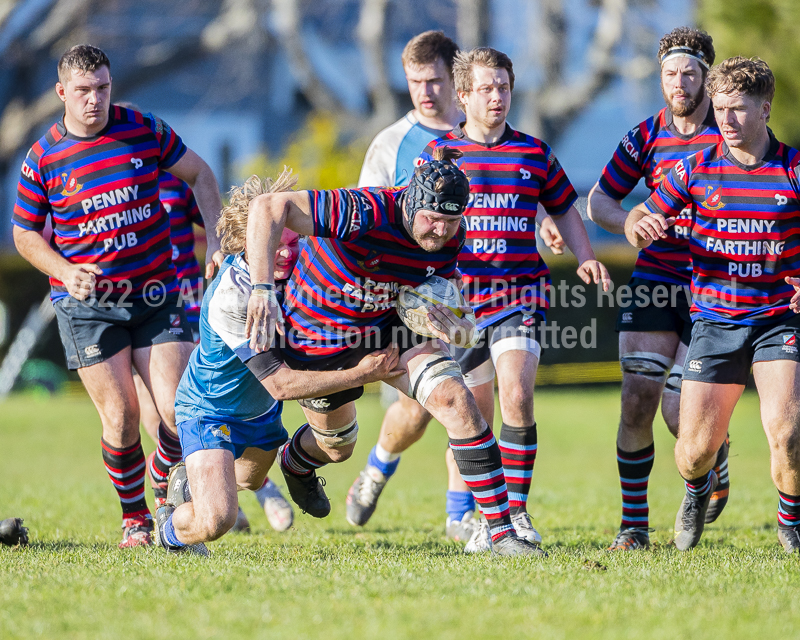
(310, 418), (359, 448)
(620, 351), (674, 382)
(408, 351), (463, 407)
(664, 364), (683, 394)
(463, 358), (495, 388)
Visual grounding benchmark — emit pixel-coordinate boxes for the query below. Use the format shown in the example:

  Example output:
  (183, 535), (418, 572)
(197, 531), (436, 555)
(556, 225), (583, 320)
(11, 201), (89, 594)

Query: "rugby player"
(12, 45), (224, 547)
(348, 48), (610, 552)
(626, 57), (800, 552)
(155, 173), (405, 554)
(586, 28), (730, 550)
(245, 147), (546, 556)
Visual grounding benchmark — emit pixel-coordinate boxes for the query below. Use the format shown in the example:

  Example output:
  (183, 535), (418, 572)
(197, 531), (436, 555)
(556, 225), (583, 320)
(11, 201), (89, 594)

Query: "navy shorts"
(683, 315), (800, 385)
(178, 413), (289, 460)
(615, 277), (693, 346)
(54, 293), (193, 369)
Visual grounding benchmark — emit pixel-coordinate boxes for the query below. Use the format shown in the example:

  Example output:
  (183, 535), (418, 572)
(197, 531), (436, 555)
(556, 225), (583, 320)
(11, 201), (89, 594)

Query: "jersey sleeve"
(309, 188), (385, 242)
(597, 123), (647, 200)
(12, 149), (50, 231)
(644, 158), (692, 217)
(417, 140), (436, 165)
(148, 114), (188, 170)
(357, 135), (395, 188)
(539, 144), (579, 216)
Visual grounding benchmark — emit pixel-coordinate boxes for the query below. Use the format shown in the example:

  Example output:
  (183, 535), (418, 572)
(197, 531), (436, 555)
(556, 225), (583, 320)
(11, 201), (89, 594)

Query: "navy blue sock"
(446, 490), (475, 521)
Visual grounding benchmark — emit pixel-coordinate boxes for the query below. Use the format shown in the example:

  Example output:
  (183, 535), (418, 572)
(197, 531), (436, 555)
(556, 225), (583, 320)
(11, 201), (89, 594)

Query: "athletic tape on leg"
(620, 351), (674, 382)
(310, 418), (359, 448)
(664, 364), (684, 394)
(463, 358), (495, 388)
(490, 336), (541, 366)
(408, 351), (462, 407)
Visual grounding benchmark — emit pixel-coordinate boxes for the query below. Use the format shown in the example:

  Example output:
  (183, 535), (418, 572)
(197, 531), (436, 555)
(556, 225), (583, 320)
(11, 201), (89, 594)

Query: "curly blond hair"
(706, 56), (775, 104)
(217, 168), (298, 255)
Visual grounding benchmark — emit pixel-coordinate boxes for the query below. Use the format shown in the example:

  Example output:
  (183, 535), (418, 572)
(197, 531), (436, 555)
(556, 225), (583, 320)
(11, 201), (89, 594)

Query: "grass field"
(2, 387), (800, 639)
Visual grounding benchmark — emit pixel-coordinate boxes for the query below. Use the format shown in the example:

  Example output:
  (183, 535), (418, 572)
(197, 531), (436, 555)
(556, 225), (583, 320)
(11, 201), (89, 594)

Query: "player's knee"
(198, 505), (238, 541)
(310, 419), (358, 463)
(621, 352), (673, 388)
(408, 352), (463, 409)
(769, 427), (800, 462)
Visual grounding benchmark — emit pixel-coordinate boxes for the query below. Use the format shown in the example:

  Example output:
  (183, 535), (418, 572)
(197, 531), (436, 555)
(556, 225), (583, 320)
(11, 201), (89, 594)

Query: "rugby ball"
(396, 275), (477, 340)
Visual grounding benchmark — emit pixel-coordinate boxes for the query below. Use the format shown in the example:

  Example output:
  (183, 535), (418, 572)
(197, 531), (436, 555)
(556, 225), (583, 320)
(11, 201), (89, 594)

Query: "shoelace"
(511, 513), (534, 531)
(682, 496), (702, 527)
(357, 472), (384, 504)
(300, 476), (326, 514)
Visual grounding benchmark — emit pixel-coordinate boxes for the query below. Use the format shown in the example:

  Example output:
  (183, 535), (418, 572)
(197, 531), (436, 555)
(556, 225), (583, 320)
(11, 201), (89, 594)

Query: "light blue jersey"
(175, 253), (283, 430)
(358, 111), (452, 188)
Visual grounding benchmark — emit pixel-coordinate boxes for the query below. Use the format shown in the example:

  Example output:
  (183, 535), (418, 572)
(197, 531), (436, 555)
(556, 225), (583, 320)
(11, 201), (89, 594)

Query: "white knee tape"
(408, 351), (463, 408)
(664, 364), (684, 394)
(310, 418), (359, 448)
(490, 336), (541, 366)
(463, 358), (495, 388)
(620, 351), (674, 382)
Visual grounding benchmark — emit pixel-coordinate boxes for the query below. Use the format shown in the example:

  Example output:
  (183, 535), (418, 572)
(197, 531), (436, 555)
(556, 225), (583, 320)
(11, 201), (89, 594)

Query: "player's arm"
(13, 226), (102, 301)
(549, 206), (611, 291)
(624, 162), (690, 249)
(624, 203), (672, 249)
(244, 191), (314, 351)
(587, 182), (628, 235)
(537, 208), (565, 255)
(167, 149), (224, 278)
(257, 345), (403, 401)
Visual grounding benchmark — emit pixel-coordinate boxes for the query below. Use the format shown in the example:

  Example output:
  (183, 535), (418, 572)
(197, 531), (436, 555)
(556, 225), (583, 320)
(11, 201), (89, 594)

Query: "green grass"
(2, 388), (799, 639)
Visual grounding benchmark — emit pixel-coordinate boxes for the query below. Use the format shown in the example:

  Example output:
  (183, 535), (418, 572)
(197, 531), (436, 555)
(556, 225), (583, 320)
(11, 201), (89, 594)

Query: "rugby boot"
(166, 462), (191, 508)
(346, 465), (389, 526)
(0, 518), (29, 546)
(464, 518), (492, 554)
(445, 510), (478, 543)
(154, 504), (209, 557)
(229, 506), (251, 533)
(705, 436), (730, 523)
(278, 445), (331, 518)
(674, 471), (718, 551)
(146, 451), (168, 508)
(608, 527), (651, 551)
(491, 532), (547, 557)
(511, 511), (543, 545)
(778, 526), (800, 553)
(119, 514), (154, 548)
(254, 479), (294, 532)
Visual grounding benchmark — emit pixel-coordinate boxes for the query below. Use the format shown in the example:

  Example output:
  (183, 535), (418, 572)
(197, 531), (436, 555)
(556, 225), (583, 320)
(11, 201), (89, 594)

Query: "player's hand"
(426, 305), (476, 347)
(245, 288), (283, 353)
(539, 215), (566, 255)
(449, 268), (465, 293)
(626, 212), (674, 248)
(60, 263), (103, 301)
(577, 260), (612, 292)
(786, 276), (800, 313)
(205, 248), (224, 280)
(355, 344), (404, 383)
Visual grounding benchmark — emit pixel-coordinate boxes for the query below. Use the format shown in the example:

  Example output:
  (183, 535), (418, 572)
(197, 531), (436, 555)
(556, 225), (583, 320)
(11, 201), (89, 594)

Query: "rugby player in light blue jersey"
(154, 173), (402, 555)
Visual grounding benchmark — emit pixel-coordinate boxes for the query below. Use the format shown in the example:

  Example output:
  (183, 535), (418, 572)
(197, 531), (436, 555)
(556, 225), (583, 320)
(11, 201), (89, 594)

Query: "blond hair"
(217, 169), (298, 255)
(706, 56), (775, 103)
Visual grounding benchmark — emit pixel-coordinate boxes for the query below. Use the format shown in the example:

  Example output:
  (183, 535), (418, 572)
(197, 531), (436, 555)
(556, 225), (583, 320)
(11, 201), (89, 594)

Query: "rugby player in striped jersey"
(627, 57), (800, 552)
(12, 45), (224, 548)
(586, 28), (731, 551)
(245, 147), (545, 556)
(346, 47), (610, 553)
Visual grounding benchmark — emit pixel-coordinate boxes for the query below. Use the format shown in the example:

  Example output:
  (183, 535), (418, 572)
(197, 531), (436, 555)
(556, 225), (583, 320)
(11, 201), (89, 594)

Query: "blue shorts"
(178, 413), (289, 460)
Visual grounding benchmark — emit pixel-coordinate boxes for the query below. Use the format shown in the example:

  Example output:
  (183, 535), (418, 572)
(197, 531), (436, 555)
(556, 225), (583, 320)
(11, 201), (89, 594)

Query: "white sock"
(375, 443), (401, 464)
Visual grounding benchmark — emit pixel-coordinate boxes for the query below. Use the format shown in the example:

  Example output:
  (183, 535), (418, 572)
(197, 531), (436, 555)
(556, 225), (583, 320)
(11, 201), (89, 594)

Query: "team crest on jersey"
(652, 163), (665, 184)
(60, 170), (82, 196)
(357, 250), (383, 272)
(701, 185), (725, 210)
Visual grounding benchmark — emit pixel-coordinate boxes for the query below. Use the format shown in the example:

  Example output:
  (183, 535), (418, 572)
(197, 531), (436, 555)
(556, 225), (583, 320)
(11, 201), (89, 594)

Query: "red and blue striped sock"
(449, 427), (514, 542)
(150, 423), (182, 483)
(683, 470), (715, 498)
(778, 491), (800, 528)
(281, 425), (325, 477)
(101, 437), (150, 520)
(499, 423), (537, 515)
(617, 443), (654, 530)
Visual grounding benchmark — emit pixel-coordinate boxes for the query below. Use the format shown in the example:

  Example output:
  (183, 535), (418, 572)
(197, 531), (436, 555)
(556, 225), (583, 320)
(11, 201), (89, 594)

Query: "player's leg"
(133, 372), (161, 443)
(609, 330), (678, 550)
(386, 340), (543, 556)
(346, 392), (433, 527)
(77, 347), (154, 547)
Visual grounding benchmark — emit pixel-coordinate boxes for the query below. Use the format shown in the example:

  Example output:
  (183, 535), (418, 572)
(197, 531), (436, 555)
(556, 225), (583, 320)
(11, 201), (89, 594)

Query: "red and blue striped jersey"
(12, 106), (187, 301)
(645, 135), (800, 325)
(160, 172), (204, 325)
(283, 187), (465, 361)
(599, 106), (722, 285)
(421, 125), (578, 328)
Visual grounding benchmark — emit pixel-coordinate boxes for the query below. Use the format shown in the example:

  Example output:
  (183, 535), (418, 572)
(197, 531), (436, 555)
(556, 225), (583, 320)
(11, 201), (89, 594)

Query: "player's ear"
(55, 83), (66, 103)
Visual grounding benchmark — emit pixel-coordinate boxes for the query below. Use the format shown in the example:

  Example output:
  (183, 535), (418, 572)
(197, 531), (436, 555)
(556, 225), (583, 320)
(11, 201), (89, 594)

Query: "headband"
(660, 46), (710, 70)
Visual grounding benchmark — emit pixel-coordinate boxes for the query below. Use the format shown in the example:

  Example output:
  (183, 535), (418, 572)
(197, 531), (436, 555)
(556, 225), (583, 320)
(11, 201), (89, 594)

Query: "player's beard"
(413, 230), (450, 253)
(662, 84), (703, 118)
